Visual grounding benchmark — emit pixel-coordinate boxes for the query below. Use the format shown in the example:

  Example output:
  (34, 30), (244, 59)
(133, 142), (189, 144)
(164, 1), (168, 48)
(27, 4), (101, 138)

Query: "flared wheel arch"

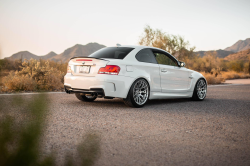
(124, 77), (151, 99)
(191, 76), (207, 92)
(192, 77), (207, 101)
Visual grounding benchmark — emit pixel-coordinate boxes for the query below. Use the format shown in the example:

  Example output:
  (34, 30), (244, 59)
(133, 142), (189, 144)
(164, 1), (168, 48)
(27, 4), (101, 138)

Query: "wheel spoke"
(136, 96), (139, 103)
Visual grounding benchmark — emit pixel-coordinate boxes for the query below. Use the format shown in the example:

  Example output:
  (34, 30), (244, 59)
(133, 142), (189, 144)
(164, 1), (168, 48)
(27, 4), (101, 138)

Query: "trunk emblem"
(82, 62), (85, 64)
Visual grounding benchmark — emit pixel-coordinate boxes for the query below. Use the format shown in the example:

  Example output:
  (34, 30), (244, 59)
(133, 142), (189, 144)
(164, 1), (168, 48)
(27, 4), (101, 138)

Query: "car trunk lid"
(69, 57), (109, 77)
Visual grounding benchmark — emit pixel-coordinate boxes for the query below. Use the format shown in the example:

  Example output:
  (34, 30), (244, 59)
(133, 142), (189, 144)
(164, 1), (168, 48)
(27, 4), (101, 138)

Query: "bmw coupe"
(64, 45), (207, 107)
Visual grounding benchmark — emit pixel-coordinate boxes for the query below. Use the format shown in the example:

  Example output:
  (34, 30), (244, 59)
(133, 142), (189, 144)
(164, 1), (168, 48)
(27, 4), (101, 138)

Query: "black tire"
(75, 93), (97, 102)
(123, 78), (150, 108)
(192, 78), (207, 101)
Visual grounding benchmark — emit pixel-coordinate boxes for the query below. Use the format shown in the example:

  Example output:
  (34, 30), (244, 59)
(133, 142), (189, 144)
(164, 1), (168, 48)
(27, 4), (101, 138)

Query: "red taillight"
(76, 59), (92, 61)
(98, 65), (120, 75)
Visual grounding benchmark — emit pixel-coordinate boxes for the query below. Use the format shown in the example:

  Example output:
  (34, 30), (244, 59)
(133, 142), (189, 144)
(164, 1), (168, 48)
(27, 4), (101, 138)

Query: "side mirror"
(179, 61), (185, 67)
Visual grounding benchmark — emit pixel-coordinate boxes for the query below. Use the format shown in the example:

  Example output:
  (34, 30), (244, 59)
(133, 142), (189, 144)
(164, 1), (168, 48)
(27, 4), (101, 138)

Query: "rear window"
(88, 47), (134, 59)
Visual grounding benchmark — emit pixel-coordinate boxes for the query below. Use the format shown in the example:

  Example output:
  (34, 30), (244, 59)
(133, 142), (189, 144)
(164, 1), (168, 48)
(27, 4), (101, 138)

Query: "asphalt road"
(1, 84), (250, 166)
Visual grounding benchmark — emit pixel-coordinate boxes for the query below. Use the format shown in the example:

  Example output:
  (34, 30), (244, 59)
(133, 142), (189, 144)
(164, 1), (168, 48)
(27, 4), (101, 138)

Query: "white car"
(64, 45), (207, 107)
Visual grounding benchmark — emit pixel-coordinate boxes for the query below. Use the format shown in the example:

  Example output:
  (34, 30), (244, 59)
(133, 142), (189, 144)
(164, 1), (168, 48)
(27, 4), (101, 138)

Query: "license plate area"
(78, 66), (90, 74)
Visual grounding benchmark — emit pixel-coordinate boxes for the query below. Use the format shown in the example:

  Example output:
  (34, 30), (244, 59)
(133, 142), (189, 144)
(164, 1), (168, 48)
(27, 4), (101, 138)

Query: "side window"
(135, 49), (157, 64)
(153, 51), (177, 66)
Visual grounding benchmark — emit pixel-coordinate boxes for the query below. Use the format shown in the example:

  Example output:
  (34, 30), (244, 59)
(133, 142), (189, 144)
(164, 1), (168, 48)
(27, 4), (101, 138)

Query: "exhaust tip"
(64, 86), (73, 94)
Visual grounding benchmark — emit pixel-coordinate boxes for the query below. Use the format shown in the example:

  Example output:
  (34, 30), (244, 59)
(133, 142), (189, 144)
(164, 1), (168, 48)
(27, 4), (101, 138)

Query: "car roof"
(112, 45), (168, 52)
(116, 45), (155, 49)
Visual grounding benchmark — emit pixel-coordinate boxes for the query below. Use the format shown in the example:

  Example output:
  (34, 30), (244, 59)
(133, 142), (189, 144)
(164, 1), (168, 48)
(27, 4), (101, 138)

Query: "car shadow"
(147, 98), (191, 105)
(62, 95), (250, 117)
(68, 97), (194, 108)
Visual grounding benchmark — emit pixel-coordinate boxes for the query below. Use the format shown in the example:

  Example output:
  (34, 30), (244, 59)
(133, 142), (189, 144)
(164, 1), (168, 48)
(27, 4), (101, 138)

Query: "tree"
(138, 25), (196, 61)
(249, 56), (250, 74)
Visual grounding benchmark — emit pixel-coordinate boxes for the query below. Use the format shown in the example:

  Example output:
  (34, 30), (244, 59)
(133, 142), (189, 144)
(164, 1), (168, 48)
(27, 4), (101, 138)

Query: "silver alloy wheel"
(133, 79), (149, 105)
(196, 79), (207, 100)
(85, 95), (96, 99)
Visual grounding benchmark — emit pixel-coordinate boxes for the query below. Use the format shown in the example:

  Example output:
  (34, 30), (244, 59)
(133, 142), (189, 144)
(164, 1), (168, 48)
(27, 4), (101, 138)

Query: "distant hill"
(7, 51), (57, 61)
(195, 49), (234, 58)
(224, 38), (250, 52)
(224, 48), (250, 61)
(8, 51), (39, 60)
(6, 42), (106, 62)
(6, 39), (250, 62)
(49, 43), (106, 62)
(43, 51), (57, 60)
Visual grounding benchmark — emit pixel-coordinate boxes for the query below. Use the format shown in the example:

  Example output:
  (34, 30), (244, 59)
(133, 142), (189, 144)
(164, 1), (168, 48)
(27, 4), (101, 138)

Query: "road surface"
(1, 83), (250, 166)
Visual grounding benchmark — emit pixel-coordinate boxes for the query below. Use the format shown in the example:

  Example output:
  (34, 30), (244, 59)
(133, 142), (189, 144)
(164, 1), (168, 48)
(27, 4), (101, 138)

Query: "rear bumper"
(64, 86), (105, 96)
(64, 74), (134, 98)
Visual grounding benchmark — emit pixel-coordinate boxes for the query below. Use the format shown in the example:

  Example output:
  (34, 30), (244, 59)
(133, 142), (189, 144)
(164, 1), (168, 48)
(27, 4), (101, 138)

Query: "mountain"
(224, 48), (250, 61)
(7, 51), (57, 61)
(6, 42), (106, 62)
(8, 51), (39, 60)
(43, 51), (57, 60)
(224, 38), (250, 52)
(49, 42), (106, 62)
(195, 49), (235, 58)
(6, 39), (250, 62)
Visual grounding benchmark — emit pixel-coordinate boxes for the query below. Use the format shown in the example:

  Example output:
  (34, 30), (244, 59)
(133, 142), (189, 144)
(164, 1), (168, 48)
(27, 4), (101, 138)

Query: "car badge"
(82, 62), (85, 64)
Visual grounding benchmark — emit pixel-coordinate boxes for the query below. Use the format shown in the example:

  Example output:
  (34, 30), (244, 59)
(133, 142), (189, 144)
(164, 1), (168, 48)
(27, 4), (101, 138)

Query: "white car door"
(152, 50), (190, 93)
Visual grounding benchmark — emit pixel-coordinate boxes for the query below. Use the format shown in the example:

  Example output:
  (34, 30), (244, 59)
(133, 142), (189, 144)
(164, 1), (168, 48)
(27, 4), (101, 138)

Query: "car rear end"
(64, 47), (136, 98)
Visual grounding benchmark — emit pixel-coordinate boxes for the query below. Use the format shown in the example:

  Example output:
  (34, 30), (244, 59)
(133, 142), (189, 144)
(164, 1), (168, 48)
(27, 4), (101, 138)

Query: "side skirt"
(149, 91), (193, 100)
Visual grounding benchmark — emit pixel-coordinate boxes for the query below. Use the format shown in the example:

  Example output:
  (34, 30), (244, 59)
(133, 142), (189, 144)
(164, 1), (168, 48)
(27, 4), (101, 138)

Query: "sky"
(0, 0), (250, 58)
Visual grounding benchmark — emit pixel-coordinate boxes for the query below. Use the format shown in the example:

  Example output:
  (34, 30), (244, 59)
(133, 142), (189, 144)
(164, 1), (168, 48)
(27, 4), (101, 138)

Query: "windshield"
(88, 47), (134, 59)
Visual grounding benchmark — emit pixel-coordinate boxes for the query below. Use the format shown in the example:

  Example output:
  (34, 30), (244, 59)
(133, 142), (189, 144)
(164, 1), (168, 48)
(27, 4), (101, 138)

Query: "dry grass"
(200, 72), (225, 84)
(1, 71), (37, 91)
(221, 71), (250, 80)
(0, 70), (9, 85)
(201, 71), (250, 84)
(1, 58), (249, 91)
(1, 59), (65, 92)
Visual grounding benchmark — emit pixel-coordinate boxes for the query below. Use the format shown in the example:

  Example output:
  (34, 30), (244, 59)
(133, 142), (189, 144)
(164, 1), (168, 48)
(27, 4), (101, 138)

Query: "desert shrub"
(243, 62), (249, 74)
(200, 72), (225, 84)
(2, 71), (37, 91)
(221, 71), (250, 80)
(200, 71), (250, 84)
(0, 59), (22, 71)
(19, 60), (65, 90)
(2, 59), (66, 91)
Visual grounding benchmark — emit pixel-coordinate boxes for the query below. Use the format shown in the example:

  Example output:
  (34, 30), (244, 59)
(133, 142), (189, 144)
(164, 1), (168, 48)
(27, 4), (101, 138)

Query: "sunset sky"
(0, 0), (250, 58)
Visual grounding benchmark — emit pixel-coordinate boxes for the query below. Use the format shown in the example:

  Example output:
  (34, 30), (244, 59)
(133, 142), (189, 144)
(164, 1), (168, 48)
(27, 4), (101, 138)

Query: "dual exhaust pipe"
(64, 86), (105, 98)
(65, 88), (73, 94)
(65, 86), (99, 97)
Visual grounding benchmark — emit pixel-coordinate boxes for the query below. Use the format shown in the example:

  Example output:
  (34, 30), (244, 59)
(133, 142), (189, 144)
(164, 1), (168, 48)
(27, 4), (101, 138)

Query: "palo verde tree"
(138, 25), (196, 61)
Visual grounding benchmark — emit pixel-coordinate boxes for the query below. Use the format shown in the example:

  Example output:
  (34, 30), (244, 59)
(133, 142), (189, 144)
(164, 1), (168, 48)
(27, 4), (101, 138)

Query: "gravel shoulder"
(1, 84), (250, 166)
(225, 78), (250, 84)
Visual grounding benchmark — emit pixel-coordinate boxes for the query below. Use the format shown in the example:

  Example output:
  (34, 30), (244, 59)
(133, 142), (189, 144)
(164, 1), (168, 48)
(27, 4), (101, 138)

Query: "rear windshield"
(88, 47), (134, 59)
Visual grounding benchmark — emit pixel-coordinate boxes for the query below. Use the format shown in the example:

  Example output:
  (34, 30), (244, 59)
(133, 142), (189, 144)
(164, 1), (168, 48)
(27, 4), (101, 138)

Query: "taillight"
(67, 66), (72, 73)
(98, 65), (120, 75)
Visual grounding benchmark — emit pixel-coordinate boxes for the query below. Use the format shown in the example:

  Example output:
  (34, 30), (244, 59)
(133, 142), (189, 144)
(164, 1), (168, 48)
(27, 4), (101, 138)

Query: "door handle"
(161, 69), (167, 72)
